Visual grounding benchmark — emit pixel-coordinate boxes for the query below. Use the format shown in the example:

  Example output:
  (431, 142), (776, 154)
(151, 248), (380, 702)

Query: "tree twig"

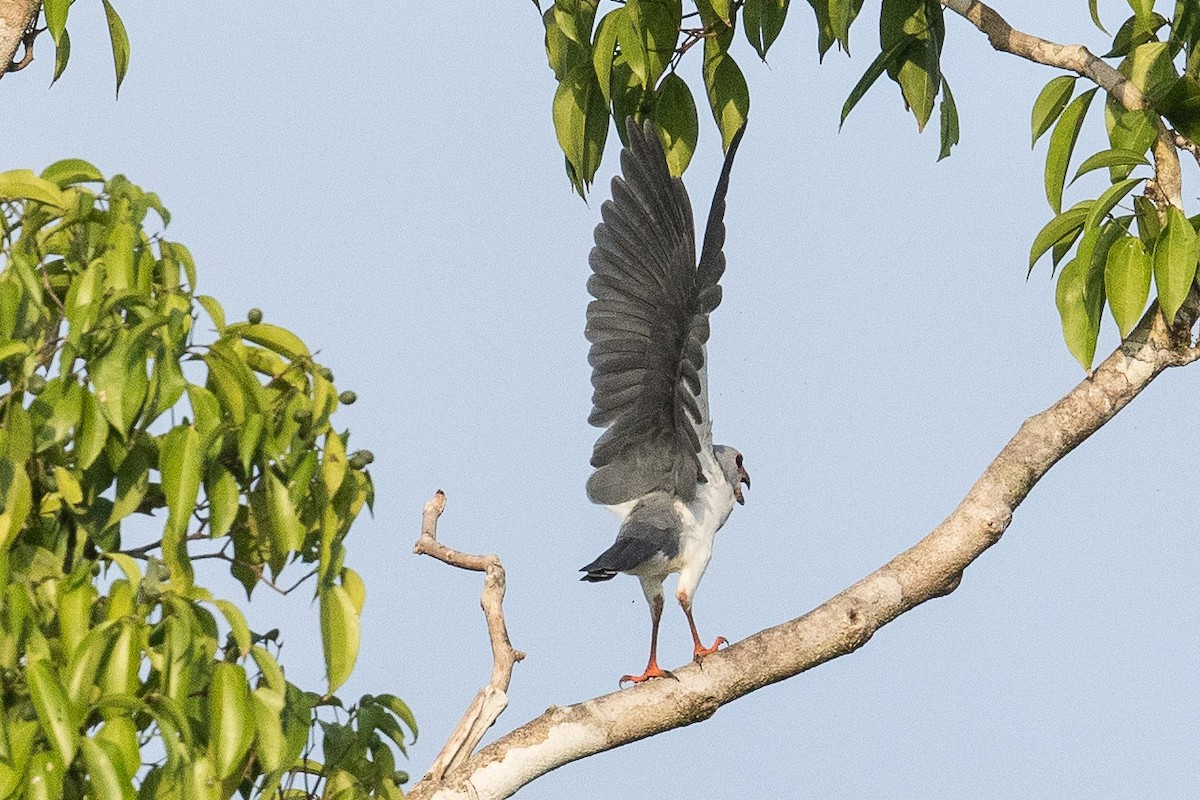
(412, 491), (525, 781)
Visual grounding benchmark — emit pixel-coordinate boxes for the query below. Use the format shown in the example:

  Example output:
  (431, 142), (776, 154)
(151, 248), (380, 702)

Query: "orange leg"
(684, 602), (726, 663)
(620, 594), (672, 685)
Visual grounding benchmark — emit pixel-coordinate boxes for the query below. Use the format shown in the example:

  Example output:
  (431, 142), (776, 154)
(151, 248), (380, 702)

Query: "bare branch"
(0, 0), (40, 79)
(412, 491), (526, 781)
(407, 300), (1199, 800)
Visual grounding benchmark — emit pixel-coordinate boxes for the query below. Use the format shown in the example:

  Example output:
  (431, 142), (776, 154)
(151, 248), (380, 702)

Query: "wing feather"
(585, 118), (745, 505)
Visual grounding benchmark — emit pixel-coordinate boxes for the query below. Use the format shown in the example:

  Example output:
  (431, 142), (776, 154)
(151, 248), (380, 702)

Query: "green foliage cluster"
(0, 165), (412, 798)
(541, 0), (1200, 369)
(542, 0), (958, 194)
(1030, 1), (1200, 369)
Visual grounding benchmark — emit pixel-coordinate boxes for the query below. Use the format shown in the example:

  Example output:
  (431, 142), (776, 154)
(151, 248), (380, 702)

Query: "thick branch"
(940, 0), (1183, 206)
(0, 0), (39, 79)
(407, 302), (1199, 800)
(413, 491), (526, 780)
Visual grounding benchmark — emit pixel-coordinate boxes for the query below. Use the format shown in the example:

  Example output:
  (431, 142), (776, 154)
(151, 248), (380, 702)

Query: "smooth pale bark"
(407, 300), (1198, 800)
(0, 0), (39, 80)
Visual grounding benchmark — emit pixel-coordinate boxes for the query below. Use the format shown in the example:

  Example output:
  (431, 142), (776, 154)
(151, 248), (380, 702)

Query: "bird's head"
(714, 445), (751, 505)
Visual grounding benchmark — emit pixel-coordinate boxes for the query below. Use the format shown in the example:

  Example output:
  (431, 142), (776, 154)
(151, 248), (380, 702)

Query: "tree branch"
(940, 0), (1184, 207)
(0, 0), (40, 79)
(407, 301), (1199, 800)
(412, 491), (526, 781)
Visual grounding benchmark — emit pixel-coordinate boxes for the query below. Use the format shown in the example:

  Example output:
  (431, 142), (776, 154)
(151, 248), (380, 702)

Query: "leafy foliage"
(0, 167), (412, 797)
(1027, 4), (1200, 369)
(537, 1), (1200, 368)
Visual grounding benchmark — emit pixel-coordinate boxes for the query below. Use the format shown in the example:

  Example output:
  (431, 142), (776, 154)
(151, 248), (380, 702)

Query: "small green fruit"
(339, 391), (357, 405)
(26, 374), (46, 395)
(248, 308), (263, 324)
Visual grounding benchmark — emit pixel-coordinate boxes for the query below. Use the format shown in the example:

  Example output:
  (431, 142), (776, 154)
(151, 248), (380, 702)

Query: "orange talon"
(693, 636), (727, 663)
(619, 662), (676, 685)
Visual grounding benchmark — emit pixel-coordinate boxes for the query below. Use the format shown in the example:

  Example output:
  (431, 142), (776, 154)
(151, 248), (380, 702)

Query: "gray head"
(713, 445), (751, 505)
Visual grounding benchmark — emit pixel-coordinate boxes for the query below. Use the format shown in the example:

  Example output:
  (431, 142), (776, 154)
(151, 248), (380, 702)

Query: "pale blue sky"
(7, 1), (1199, 797)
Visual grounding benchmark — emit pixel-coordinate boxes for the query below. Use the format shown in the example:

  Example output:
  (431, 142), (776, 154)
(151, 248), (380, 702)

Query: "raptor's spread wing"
(585, 119), (745, 505)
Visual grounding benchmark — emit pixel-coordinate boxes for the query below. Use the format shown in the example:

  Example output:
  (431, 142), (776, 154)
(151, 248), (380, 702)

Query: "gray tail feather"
(580, 536), (659, 582)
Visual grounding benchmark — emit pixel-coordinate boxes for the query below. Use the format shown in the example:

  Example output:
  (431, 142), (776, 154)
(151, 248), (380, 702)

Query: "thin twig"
(412, 491), (525, 781)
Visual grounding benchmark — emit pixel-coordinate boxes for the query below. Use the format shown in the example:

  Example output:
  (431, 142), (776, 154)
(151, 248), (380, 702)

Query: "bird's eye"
(735, 453), (743, 468)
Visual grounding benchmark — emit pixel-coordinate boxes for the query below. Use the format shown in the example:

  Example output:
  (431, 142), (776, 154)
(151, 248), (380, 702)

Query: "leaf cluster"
(1030, 1), (1200, 369)
(0, 166), (410, 797)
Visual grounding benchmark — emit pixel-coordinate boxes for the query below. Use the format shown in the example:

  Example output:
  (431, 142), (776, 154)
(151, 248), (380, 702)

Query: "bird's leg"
(620, 593), (673, 685)
(679, 592), (726, 663)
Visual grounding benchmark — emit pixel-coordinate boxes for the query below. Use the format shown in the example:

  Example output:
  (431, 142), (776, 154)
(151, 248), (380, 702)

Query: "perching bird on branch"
(580, 118), (750, 685)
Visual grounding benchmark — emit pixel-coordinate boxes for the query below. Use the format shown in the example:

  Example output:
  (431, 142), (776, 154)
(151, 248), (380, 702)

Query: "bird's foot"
(692, 636), (728, 664)
(619, 664), (676, 686)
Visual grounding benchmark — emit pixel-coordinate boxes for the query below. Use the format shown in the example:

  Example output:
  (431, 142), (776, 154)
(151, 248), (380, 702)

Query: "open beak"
(734, 455), (750, 505)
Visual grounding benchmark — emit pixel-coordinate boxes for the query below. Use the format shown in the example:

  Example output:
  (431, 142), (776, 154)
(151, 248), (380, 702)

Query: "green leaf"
(27, 660), (79, 767)
(1089, 0), (1106, 32)
(1044, 87), (1098, 214)
(626, 0), (680, 89)
(1070, 148), (1151, 183)
(1133, 194), (1161, 245)
(703, 43), (750, 149)
(80, 738), (135, 800)
(552, 63), (610, 195)
(44, 0), (69, 45)
(0, 169), (71, 209)
(196, 295), (226, 332)
(1157, 74), (1200, 142)
(0, 457), (32, 552)
(321, 435), (347, 511)
(91, 327), (150, 437)
(937, 75), (958, 161)
(1056, 251), (1105, 371)
(212, 599), (252, 657)
(593, 8), (622, 103)
(1082, 177), (1144, 234)
(159, 425), (202, 591)
(52, 27), (70, 84)
(264, 470), (304, 556)
(1029, 204), (1090, 273)
(204, 464), (239, 539)
(1153, 206), (1199, 324)
(1030, 75), (1078, 146)
(840, 36), (911, 128)
(208, 662), (254, 781)
(234, 322), (310, 361)
(544, 6), (587, 81)
(1105, 235), (1153, 336)
(320, 584), (360, 694)
(101, 0), (130, 97)
(829, 0), (865, 54)
(653, 72), (699, 175)
(375, 694), (418, 743)
(1104, 12), (1168, 58)
(879, 0), (944, 131)
(250, 688), (287, 773)
(105, 435), (152, 529)
(553, 0), (599, 47)
(342, 568), (366, 615)
(42, 159), (103, 188)
(743, 0), (789, 61)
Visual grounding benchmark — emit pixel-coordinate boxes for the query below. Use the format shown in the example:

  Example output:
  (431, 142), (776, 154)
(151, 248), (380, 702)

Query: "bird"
(580, 118), (750, 685)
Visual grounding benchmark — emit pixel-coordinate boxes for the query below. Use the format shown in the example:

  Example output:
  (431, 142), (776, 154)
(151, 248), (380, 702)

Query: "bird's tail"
(580, 535), (658, 582)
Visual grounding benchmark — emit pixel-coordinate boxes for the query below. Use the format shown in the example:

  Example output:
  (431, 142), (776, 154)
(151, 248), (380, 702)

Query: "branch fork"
(413, 491), (525, 782)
